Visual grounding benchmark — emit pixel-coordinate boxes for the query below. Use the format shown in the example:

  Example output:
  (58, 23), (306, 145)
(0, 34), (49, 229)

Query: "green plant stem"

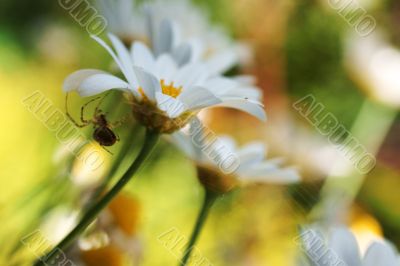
(87, 124), (141, 207)
(34, 130), (159, 266)
(180, 189), (218, 266)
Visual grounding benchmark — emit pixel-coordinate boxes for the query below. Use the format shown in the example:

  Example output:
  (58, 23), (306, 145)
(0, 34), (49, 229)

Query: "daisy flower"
(171, 121), (300, 193)
(63, 34), (265, 133)
(79, 193), (142, 266)
(59, 194), (143, 266)
(299, 226), (400, 266)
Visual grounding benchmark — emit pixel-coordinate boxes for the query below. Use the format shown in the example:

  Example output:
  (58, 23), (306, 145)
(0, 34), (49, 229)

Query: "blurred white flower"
(96, 0), (146, 44)
(64, 34), (265, 133)
(147, 0), (249, 74)
(70, 143), (109, 189)
(96, 0), (251, 74)
(345, 30), (400, 108)
(40, 208), (78, 245)
(171, 123), (299, 193)
(299, 226), (400, 266)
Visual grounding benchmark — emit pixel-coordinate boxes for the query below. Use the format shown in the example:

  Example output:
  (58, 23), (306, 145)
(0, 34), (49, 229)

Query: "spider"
(65, 92), (125, 153)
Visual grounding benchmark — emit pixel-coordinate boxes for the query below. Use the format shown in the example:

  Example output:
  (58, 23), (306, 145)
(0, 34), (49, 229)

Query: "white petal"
(187, 118), (208, 161)
(133, 66), (161, 101)
(145, 6), (155, 44)
(240, 162), (299, 183)
(154, 19), (175, 56)
(155, 54), (177, 83)
(108, 33), (138, 87)
(172, 42), (193, 66)
(214, 99), (267, 121)
(178, 87), (221, 110)
(78, 74), (131, 97)
(206, 135), (238, 167)
(233, 75), (256, 86)
(329, 228), (363, 266)
(205, 49), (238, 75)
(63, 69), (106, 92)
(216, 135), (237, 153)
(186, 38), (204, 63)
(222, 87), (263, 101)
(204, 77), (262, 100)
(170, 131), (196, 159)
(156, 92), (186, 118)
(91, 35), (125, 75)
(131, 42), (156, 74)
(364, 242), (399, 266)
(236, 142), (266, 167)
(298, 228), (328, 264)
(174, 63), (209, 89)
(203, 77), (237, 96)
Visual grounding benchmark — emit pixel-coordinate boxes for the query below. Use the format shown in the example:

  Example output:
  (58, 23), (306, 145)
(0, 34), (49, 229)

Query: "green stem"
(180, 190), (218, 266)
(34, 130), (159, 266)
(86, 124), (141, 207)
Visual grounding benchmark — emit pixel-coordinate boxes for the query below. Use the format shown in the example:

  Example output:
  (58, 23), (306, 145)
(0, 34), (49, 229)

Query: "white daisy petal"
(78, 74), (131, 97)
(172, 42), (193, 66)
(108, 33), (138, 87)
(178, 86), (221, 110)
(236, 142), (266, 167)
(221, 87), (262, 101)
(184, 117), (207, 161)
(239, 160), (279, 174)
(170, 131), (196, 159)
(91, 35), (126, 76)
(233, 75), (257, 86)
(63, 69), (106, 92)
(204, 77), (237, 95)
(299, 228), (329, 263)
(154, 19), (175, 56)
(204, 77), (262, 100)
(364, 242), (399, 266)
(145, 5), (155, 44)
(239, 168), (300, 184)
(131, 42), (157, 73)
(156, 92), (186, 118)
(216, 135), (237, 153)
(205, 48), (238, 75)
(329, 228), (363, 266)
(207, 135), (238, 166)
(133, 66), (161, 101)
(174, 63), (209, 88)
(155, 54), (177, 83)
(186, 38), (204, 63)
(214, 99), (267, 121)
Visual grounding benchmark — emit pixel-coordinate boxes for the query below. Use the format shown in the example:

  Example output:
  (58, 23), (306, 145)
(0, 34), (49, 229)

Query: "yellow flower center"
(128, 79), (193, 134)
(161, 79), (182, 98)
(137, 79), (183, 100)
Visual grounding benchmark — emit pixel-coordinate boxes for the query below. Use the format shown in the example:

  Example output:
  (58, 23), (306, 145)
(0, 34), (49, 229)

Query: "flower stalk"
(34, 130), (159, 266)
(180, 189), (218, 266)
(87, 124), (142, 207)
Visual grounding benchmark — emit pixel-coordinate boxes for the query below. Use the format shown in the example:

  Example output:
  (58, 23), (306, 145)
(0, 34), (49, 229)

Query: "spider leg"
(95, 91), (112, 115)
(65, 93), (90, 128)
(110, 113), (132, 128)
(81, 96), (102, 124)
(101, 145), (114, 155)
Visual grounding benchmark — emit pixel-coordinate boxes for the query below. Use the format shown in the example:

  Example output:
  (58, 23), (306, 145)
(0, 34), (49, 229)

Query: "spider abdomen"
(93, 127), (117, 146)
